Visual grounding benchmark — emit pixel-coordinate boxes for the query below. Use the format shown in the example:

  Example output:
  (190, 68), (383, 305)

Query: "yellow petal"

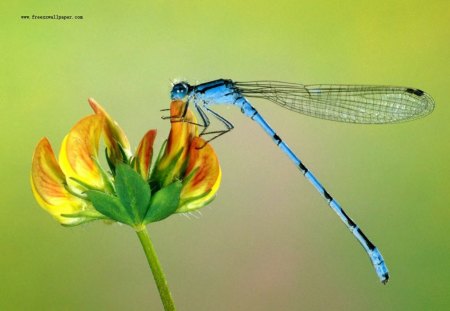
(31, 138), (87, 225)
(177, 137), (221, 212)
(154, 100), (198, 185)
(58, 114), (105, 190)
(89, 98), (131, 162)
(133, 129), (157, 180)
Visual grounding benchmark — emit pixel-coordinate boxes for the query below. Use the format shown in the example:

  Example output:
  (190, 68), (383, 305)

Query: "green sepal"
(105, 141), (131, 175)
(144, 180), (182, 224)
(105, 147), (116, 175)
(181, 166), (199, 186)
(92, 155), (115, 193)
(69, 177), (99, 192)
(61, 208), (106, 219)
(176, 190), (213, 213)
(130, 156), (137, 174)
(150, 147), (184, 191)
(60, 208), (108, 227)
(63, 182), (88, 200)
(59, 218), (96, 227)
(153, 139), (167, 166)
(116, 141), (130, 164)
(114, 163), (151, 224)
(86, 190), (134, 226)
(148, 140), (167, 188)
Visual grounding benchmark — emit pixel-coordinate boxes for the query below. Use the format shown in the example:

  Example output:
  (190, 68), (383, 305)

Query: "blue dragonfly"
(169, 79), (435, 284)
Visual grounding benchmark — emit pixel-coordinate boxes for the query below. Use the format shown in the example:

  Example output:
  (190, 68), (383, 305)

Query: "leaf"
(144, 181), (182, 224)
(114, 164), (151, 224)
(86, 190), (133, 225)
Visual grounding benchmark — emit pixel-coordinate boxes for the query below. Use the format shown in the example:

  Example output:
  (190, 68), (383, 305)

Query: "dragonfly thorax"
(193, 79), (240, 105)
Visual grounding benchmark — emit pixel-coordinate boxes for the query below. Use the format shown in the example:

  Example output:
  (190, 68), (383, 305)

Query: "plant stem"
(136, 225), (176, 311)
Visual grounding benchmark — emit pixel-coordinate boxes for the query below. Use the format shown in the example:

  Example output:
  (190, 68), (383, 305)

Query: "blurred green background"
(1, 0), (449, 310)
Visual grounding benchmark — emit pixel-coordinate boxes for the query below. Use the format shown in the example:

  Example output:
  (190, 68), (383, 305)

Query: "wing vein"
(235, 81), (435, 124)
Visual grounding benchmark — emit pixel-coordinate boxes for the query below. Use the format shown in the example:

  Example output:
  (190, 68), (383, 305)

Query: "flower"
(88, 98), (132, 165)
(31, 99), (221, 227)
(150, 100), (221, 212)
(31, 114), (107, 226)
(178, 137), (221, 212)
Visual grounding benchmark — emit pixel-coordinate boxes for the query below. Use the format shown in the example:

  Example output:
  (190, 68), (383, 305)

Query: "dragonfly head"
(171, 81), (192, 100)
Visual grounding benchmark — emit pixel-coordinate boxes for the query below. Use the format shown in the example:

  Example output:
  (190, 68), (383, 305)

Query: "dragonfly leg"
(161, 99), (208, 127)
(162, 99), (234, 148)
(194, 103), (211, 135)
(189, 103), (227, 148)
(161, 97), (190, 120)
(194, 106), (234, 147)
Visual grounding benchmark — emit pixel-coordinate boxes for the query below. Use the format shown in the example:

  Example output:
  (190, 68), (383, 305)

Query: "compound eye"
(171, 82), (190, 99)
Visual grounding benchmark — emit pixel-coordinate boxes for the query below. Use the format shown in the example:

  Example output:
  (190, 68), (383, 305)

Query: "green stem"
(135, 225), (176, 311)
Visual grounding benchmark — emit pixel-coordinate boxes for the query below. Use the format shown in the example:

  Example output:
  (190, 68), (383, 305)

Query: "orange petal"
(164, 100), (198, 162)
(154, 100), (198, 185)
(31, 138), (87, 225)
(58, 114), (105, 190)
(133, 129), (157, 180)
(166, 99), (198, 153)
(89, 98), (131, 163)
(177, 137), (221, 212)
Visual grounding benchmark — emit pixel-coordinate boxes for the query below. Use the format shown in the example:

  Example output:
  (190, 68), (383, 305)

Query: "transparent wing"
(235, 81), (435, 123)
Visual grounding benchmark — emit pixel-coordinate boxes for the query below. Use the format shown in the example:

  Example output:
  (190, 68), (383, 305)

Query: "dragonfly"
(169, 79), (435, 284)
